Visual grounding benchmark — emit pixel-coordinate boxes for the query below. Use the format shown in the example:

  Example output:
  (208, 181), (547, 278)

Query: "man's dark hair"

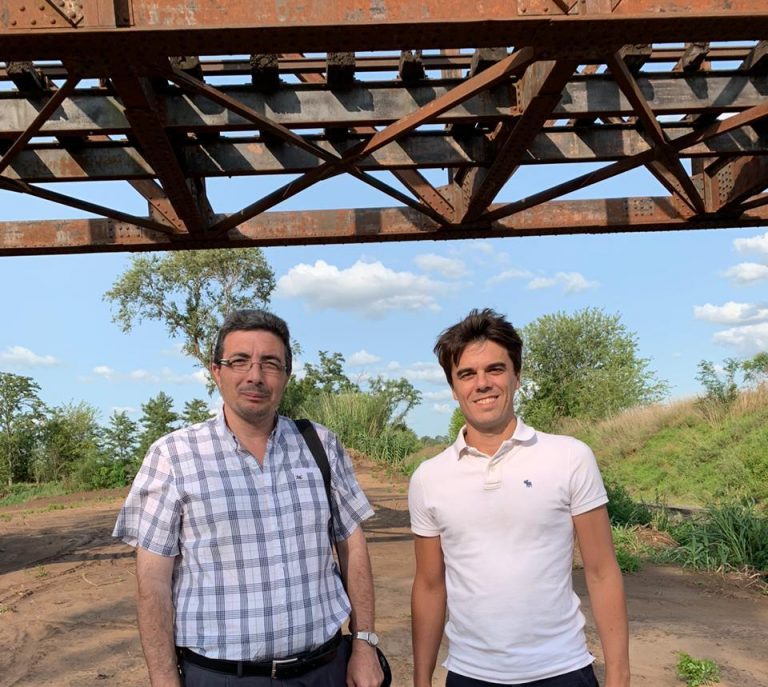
(213, 309), (292, 375)
(434, 308), (523, 385)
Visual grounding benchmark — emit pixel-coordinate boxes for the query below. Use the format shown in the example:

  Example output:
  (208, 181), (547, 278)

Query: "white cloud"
(0, 345), (59, 367)
(433, 403), (454, 414)
(723, 262), (768, 284)
(486, 268), (532, 286)
(558, 272), (600, 293)
(276, 260), (450, 316)
(402, 362), (447, 385)
(414, 253), (467, 278)
(130, 369), (153, 380)
(525, 271), (599, 293)
(92, 366), (207, 386)
(693, 301), (768, 324)
(347, 349), (381, 367)
(423, 389), (454, 401)
(713, 322), (768, 351)
(734, 231), (768, 257)
(527, 276), (558, 290)
(387, 361), (401, 371)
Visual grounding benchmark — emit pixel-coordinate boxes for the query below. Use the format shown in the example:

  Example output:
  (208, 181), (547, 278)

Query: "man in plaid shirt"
(114, 309), (384, 687)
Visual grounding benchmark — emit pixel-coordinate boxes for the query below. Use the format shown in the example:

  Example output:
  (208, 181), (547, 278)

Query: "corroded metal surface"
(0, 0), (767, 254)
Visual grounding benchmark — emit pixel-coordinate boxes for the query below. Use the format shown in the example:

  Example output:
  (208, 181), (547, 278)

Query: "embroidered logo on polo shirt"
(523, 480), (533, 488)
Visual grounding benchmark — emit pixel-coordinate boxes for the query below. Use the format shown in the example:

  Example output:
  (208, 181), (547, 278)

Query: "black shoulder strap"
(294, 418), (332, 513)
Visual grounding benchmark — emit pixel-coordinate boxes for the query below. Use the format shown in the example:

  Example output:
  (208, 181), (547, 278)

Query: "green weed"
(664, 500), (768, 574)
(676, 652), (720, 687)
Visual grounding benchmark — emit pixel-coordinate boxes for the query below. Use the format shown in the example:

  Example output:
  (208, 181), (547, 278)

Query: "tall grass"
(299, 391), (420, 467)
(665, 500), (768, 574)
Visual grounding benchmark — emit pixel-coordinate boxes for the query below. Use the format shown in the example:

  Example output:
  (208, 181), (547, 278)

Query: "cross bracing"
(1, 0), (768, 255)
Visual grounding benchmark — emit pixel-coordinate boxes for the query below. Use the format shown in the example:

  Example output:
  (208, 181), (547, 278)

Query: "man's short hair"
(434, 308), (522, 385)
(213, 309), (293, 375)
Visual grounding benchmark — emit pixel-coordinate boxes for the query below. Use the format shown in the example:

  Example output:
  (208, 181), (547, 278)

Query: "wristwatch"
(352, 631), (379, 647)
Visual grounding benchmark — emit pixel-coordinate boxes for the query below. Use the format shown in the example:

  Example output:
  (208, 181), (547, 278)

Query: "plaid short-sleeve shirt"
(113, 411), (374, 661)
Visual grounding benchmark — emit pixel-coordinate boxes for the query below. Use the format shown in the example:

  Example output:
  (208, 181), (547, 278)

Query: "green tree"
(137, 392), (178, 458)
(742, 351), (768, 386)
(281, 351), (359, 418)
(181, 398), (213, 425)
(35, 402), (102, 483)
(104, 249), (275, 383)
(696, 358), (741, 405)
(102, 410), (140, 481)
(519, 308), (667, 430)
(368, 376), (422, 427)
(0, 372), (47, 486)
(448, 407), (465, 442)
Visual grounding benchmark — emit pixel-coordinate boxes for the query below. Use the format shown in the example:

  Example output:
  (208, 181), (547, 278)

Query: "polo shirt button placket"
(483, 456), (503, 491)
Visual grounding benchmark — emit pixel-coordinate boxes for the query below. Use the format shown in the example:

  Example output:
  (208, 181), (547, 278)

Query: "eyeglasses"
(216, 358), (287, 375)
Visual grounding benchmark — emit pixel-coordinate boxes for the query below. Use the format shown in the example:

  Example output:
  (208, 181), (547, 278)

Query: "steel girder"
(1, 0), (768, 255)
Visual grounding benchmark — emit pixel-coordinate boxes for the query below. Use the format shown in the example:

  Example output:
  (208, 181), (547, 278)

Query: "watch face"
(356, 631), (379, 646)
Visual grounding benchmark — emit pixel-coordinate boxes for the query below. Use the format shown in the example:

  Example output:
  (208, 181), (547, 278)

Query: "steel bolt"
(51, 18), (56, 24)
(40, 4), (45, 10)
(19, 5), (25, 11)
(10, 19), (17, 25)
(31, 19), (36, 24)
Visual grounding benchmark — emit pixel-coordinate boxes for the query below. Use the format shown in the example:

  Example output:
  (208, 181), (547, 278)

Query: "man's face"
(211, 329), (290, 427)
(450, 339), (519, 436)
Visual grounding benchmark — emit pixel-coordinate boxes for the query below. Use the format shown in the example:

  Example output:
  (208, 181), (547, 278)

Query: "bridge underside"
(1, 0), (768, 255)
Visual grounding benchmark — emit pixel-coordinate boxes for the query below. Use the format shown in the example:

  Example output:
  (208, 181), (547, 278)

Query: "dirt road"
(1, 460), (766, 687)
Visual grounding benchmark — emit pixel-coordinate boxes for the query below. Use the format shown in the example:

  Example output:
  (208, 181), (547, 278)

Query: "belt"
(177, 631), (342, 679)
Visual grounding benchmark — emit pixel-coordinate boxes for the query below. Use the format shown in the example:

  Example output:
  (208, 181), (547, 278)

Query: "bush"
(605, 480), (652, 526)
(448, 408), (464, 443)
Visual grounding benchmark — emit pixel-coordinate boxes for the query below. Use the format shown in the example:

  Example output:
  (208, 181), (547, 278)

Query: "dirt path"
(1, 462), (766, 687)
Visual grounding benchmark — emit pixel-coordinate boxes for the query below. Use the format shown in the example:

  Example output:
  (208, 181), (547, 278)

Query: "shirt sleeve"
(112, 439), (183, 557)
(408, 463), (440, 537)
(568, 439), (608, 517)
(323, 428), (375, 540)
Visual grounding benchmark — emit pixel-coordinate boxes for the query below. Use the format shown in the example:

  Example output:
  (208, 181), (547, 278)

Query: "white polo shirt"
(409, 418), (607, 684)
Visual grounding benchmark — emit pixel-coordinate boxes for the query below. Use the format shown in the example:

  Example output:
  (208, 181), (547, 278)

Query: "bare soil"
(1, 461), (766, 687)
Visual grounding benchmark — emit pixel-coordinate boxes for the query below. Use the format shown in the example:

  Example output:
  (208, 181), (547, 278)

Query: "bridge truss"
(1, 0), (768, 255)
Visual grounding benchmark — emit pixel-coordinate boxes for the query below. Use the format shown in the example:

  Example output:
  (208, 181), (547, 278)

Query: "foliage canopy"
(104, 248), (275, 379)
(519, 308), (667, 430)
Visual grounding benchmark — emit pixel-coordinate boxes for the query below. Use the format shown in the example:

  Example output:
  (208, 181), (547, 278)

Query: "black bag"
(296, 419), (393, 687)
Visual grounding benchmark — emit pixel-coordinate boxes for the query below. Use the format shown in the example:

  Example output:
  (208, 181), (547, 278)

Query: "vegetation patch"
(676, 652), (721, 687)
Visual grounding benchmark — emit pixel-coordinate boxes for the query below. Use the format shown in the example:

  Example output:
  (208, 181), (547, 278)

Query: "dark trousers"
(446, 664), (600, 687)
(180, 638), (350, 687)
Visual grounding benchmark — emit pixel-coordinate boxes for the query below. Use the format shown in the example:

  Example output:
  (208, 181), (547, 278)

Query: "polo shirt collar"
(455, 416), (536, 460)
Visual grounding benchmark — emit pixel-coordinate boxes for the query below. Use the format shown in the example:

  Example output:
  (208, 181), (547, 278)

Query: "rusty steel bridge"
(1, 0), (768, 255)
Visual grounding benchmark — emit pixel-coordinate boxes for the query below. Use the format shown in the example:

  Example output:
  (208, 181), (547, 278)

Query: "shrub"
(605, 480), (652, 526)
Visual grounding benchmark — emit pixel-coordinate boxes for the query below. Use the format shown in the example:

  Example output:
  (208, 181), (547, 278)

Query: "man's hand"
(346, 641), (384, 687)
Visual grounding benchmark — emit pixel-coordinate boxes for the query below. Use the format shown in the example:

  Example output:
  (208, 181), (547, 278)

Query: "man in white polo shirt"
(409, 308), (629, 687)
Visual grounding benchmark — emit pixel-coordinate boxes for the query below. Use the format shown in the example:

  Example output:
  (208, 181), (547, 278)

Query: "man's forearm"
(137, 582), (180, 687)
(338, 529), (376, 632)
(411, 578), (446, 687)
(585, 566), (630, 687)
